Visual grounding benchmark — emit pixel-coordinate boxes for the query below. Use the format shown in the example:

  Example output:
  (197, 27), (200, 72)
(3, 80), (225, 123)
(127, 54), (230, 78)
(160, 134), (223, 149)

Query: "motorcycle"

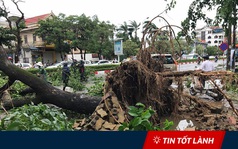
(197, 57), (201, 65)
(189, 76), (224, 101)
(215, 56), (218, 62)
(197, 60), (201, 65)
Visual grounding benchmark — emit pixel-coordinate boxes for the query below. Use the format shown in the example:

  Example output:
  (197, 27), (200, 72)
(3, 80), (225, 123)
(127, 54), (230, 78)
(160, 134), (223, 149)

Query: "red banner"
(143, 131), (225, 149)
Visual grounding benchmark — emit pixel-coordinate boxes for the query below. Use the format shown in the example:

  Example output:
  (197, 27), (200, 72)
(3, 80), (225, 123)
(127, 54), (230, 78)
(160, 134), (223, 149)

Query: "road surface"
(177, 59), (226, 71)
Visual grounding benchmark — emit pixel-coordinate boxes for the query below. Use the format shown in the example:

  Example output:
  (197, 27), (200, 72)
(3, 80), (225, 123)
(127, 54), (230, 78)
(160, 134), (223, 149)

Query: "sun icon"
(153, 136), (161, 144)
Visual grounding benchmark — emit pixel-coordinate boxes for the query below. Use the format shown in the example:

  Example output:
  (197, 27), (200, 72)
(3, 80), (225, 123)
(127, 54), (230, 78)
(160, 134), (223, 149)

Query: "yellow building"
(20, 12), (61, 65)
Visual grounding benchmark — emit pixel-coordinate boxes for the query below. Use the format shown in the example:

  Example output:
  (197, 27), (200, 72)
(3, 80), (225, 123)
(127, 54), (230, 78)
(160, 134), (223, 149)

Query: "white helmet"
(36, 62), (43, 67)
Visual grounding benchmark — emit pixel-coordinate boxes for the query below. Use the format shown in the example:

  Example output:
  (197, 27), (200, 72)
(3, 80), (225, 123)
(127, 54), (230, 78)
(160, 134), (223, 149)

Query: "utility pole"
(226, 23), (232, 70)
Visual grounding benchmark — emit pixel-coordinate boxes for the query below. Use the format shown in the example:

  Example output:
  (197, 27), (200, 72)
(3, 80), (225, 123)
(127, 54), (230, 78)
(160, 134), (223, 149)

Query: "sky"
(3, 0), (216, 34)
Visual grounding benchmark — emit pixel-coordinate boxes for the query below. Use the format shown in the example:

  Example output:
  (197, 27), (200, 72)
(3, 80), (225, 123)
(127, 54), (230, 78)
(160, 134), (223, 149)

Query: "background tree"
(0, 26), (15, 47)
(36, 14), (115, 61)
(154, 39), (192, 54)
(195, 44), (205, 56)
(0, 0), (25, 62)
(122, 40), (139, 58)
(206, 46), (223, 56)
(180, 0), (238, 70)
(89, 21), (115, 60)
(35, 13), (71, 61)
(69, 14), (95, 60)
(116, 21), (130, 41)
(128, 20), (141, 45)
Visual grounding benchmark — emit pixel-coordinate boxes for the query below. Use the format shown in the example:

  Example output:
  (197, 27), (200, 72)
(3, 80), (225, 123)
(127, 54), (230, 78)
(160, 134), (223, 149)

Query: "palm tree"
(128, 20), (141, 43)
(116, 22), (129, 40)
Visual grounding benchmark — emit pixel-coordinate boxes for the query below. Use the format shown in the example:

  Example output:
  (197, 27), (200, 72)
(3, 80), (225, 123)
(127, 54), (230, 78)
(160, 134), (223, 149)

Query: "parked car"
(15, 63), (32, 69)
(185, 53), (199, 59)
(151, 54), (177, 71)
(46, 61), (73, 69)
(83, 60), (92, 66)
(91, 60), (111, 65)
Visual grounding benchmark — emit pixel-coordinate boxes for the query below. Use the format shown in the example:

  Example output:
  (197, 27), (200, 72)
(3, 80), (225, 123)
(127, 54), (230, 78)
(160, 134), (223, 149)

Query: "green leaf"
(141, 120), (153, 130)
(128, 106), (139, 117)
(41, 119), (52, 125)
(135, 102), (145, 108)
(141, 110), (152, 119)
(6, 122), (22, 131)
(130, 117), (142, 127)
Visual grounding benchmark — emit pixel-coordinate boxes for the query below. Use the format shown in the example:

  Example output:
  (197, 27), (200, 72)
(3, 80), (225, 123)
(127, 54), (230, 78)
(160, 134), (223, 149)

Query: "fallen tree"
(0, 46), (101, 114)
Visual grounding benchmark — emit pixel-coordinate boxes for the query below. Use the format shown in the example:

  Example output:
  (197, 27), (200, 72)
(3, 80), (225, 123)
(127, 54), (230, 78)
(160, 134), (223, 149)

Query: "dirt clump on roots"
(105, 59), (178, 117)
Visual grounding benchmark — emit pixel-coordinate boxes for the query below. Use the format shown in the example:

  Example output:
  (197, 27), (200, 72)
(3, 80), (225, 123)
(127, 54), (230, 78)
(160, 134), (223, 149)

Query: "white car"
(15, 63), (32, 69)
(46, 61), (73, 68)
(151, 54), (177, 71)
(91, 60), (111, 65)
(83, 60), (92, 66)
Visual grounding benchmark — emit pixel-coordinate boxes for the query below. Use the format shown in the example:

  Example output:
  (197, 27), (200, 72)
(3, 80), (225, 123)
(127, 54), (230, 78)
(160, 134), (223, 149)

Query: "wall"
(67, 54), (99, 62)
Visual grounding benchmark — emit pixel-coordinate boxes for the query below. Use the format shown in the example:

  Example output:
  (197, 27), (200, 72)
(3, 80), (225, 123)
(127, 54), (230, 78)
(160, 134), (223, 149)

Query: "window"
(24, 35), (28, 44)
(214, 35), (218, 38)
(208, 36), (211, 39)
(201, 31), (206, 40)
(208, 31), (212, 34)
(214, 40), (218, 43)
(33, 35), (36, 43)
(23, 57), (29, 63)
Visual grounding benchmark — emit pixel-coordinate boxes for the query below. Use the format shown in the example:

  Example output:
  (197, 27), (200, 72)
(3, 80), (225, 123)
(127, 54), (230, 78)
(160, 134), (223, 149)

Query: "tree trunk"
(0, 46), (101, 114)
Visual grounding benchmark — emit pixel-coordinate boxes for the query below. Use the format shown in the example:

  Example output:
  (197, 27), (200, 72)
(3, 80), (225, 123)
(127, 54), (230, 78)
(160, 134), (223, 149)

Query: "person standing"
(200, 55), (214, 72)
(71, 59), (78, 73)
(199, 55), (215, 87)
(36, 62), (47, 81)
(78, 60), (85, 81)
(197, 56), (201, 65)
(62, 63), (71, 91)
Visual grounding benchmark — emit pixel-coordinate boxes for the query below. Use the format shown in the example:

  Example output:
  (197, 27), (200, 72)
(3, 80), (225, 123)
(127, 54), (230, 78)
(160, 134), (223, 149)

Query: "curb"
(178, 60), (219, 65)
(94, 70), (113, 75)
(178, 61), (197, 65)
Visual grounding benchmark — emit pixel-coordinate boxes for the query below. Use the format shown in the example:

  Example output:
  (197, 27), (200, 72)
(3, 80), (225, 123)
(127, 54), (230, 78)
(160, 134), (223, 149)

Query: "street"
(177, 59), (226, 71)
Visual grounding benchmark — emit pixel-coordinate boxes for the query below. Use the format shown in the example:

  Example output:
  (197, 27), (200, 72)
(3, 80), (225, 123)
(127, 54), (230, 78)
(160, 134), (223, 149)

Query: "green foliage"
(86, 64), (119, 72)
(68, 70), (85, 92)
(10, 81), (28, 98)
(0, 75), (7, 86)
(206, 46), (223, 56)
(223, 75), (238, 92)
(87, 76), (104, 96)
(119, 103), (173, 131)
(153, 39), (192, 55)
(46, 67), (62, 86)
(35, 14), (71, 54)
(123, 40), (139, 58)
(0, 27), (16, 46)
(185, 77), (192, 88)
(0, 76), (27, 98)
(0, 103), (73, 131)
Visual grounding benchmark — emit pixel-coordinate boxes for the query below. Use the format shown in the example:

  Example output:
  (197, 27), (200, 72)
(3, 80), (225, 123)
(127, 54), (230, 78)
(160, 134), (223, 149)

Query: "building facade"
(195, 26), (225, 47)
(20, 12), (62, 65)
